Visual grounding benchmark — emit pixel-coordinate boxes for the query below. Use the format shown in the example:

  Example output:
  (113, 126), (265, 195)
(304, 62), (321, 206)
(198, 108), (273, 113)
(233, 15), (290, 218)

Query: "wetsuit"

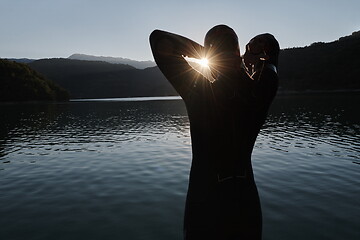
(150, 30), (278, 240)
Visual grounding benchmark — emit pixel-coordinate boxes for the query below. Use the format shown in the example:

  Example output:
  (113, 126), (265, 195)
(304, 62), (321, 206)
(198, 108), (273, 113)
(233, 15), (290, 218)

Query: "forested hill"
(26, 30), (360, 99)
(278, 30), (360, 92)
(28, 58), (177, 99)
(68, 53), (156, 69)
(0, 59), (69, 102)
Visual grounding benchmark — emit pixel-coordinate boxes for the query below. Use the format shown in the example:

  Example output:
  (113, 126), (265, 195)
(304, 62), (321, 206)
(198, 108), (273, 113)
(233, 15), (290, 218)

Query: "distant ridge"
(28, 58), (175, 99)
(7, 58), (35, 64)
(68, 53), (156, 69)
(20, 30), (360, 99)
(278, 30), (360, 92)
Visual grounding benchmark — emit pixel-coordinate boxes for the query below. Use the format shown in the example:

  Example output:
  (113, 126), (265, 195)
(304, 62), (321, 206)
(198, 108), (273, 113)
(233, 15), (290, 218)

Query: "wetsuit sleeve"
(149, 30), (205, 99)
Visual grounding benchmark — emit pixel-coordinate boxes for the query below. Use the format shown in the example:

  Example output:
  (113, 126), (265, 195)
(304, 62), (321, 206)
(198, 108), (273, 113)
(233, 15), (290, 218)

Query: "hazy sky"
(0, 0), (359, 61)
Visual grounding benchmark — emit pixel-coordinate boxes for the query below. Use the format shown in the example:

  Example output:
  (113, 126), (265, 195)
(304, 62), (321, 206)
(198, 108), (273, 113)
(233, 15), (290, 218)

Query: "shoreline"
(1, 89), (359, 104)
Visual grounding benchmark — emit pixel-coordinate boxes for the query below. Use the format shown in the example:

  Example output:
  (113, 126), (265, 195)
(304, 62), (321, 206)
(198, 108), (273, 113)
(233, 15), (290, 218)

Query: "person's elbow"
(150, 30), (174, 58)
(149, 29), (164, 48)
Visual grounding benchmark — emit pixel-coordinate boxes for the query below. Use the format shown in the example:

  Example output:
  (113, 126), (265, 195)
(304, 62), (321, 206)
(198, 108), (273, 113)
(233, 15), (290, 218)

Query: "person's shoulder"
(261, 65), (278, 83)
(265, 64), (277, 74)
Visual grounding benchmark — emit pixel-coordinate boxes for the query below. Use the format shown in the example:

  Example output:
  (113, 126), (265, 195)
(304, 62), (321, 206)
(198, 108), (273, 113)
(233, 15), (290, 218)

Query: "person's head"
(244, 33), (280, 68)
(204, 25), (241, 72)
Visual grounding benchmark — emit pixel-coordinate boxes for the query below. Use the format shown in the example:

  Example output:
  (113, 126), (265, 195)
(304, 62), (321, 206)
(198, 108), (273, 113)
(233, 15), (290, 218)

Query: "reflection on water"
(254, 94), (360, 240)
(1, 100), (189, 160)
(0, 94), (359, 240)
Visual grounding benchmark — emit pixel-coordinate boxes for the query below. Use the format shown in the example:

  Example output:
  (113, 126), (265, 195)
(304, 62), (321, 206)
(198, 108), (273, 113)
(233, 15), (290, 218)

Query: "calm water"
(0, 94), (359, 240)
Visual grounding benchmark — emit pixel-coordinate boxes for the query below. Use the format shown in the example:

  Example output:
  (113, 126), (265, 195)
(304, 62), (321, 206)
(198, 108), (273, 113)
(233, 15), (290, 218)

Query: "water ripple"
(1, 95), (359, 240)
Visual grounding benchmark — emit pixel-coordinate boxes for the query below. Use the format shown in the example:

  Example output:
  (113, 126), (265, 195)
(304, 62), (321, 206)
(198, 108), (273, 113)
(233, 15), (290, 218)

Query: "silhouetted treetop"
(0, 59), (69, 101)
(278, 30), (360, 91)
(15, 30), (360, 99)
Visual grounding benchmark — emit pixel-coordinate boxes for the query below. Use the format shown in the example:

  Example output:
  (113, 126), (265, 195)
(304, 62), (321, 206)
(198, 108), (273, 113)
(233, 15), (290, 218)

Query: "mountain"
(0, 59), (69, 101)
(24, 30), (360, 99)
(28, 58), (175, 99)
(68, 53), (156, 69)
(7, 58), (36, 64)
(278, 30), (360, 92)
(29, 58), (135, 75)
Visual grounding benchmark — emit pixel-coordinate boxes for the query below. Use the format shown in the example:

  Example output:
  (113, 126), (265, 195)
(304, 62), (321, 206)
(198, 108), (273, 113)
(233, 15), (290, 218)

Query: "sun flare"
(198, 58), (209, 68)
(184, 57), (210, 69)
(184, 56), (215, 83)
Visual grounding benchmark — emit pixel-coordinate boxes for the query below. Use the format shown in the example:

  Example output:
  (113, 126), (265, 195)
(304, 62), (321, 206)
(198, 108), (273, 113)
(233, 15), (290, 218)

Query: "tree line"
(1, 30), (359, 101)
(0, 59), (69, 102)
(278, 30), (360, 92)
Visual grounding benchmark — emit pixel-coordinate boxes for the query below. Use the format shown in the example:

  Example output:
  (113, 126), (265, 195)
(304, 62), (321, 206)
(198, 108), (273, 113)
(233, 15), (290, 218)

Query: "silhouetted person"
(150, 25), (279, 240)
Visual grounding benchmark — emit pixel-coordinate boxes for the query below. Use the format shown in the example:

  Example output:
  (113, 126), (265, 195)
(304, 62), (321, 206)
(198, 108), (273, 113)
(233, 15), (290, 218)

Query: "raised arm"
(149, 30), (205, 98)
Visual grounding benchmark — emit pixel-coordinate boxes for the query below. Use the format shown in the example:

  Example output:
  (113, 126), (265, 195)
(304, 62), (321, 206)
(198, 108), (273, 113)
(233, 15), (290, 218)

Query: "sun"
(183, 56), (215, 82)
(198, 58), (209, 68)
(184, 57), (210, 69)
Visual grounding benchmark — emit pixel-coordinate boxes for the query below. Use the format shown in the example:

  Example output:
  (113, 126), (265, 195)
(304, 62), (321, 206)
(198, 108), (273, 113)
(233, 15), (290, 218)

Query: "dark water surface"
(1, 94), (359, 240)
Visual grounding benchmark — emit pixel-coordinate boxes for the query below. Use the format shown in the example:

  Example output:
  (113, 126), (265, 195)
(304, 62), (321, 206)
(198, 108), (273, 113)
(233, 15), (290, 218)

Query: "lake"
(0, 94), (359, 240)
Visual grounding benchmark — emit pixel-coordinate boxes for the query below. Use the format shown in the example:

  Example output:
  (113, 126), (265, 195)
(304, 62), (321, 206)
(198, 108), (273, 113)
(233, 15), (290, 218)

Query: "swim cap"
(204, 25), (240, 57)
